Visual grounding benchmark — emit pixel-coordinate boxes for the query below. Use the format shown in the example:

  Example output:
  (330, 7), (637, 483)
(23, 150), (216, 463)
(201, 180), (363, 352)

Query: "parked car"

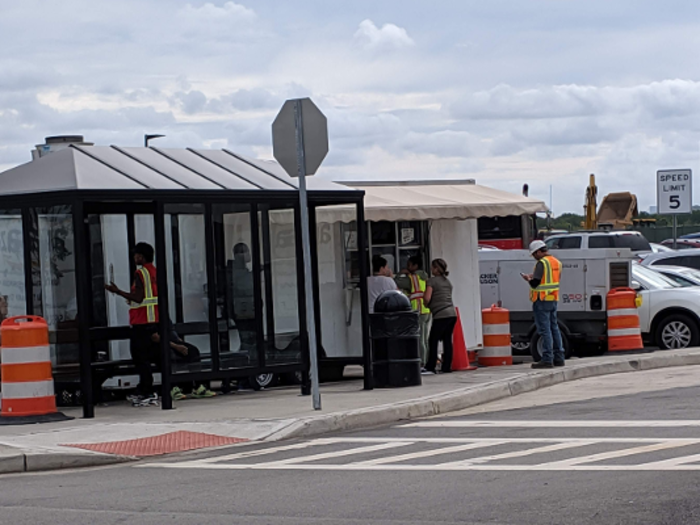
(650, 243), (675, 253)
(639, 249), (700, 271)
(632, 263), (700, 349)
(680, 232), (700, 240)
(544, 230), (651, 253)
(649, 265), (700, 287)
(638, 242), (675, 261)
(659, 239), (700, 250)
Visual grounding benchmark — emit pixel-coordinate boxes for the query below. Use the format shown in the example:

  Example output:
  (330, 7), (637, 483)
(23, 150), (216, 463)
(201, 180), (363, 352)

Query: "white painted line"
(141, 462), (700, 471)
(402, 420), (700, 428)
(437, 441), (597, 467)
(634, 452), (700, 469)
(258, 441), (415, 466)
(350, 441), (508, 466)
(180, 439), (330, 465)
(534, 440), (700, 468)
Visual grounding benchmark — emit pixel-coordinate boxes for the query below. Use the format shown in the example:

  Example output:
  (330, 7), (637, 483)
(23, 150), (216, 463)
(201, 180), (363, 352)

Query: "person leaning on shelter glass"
(423, 258), (457, 375)
(104, 242), (161, 407)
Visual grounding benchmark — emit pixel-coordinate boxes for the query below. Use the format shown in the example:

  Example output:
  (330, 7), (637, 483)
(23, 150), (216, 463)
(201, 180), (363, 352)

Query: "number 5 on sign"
(657, 169), (692, 215)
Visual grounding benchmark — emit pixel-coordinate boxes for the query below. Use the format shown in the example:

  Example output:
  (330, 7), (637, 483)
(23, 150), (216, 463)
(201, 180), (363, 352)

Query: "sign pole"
(673, 214), (678, 250)
(294, 100), (321, 410)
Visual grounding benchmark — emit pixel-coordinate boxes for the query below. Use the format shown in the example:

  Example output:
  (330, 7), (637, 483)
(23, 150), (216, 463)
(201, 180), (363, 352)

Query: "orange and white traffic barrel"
(480, 306), (513, 366)
(606, 287), (644, 352)
(1, 316), (58, 417)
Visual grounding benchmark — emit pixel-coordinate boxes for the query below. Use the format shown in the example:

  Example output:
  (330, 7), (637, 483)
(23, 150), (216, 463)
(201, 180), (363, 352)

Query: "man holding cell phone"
(104, 242), (161, 406)
(521, 240), (564, 369)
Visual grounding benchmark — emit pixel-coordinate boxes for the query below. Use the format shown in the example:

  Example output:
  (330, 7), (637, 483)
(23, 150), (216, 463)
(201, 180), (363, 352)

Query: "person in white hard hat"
(521, 240), (564, 369)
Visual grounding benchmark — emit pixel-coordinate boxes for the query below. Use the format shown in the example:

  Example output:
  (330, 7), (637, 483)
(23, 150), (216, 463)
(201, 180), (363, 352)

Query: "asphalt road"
(2, 369), (700, 525)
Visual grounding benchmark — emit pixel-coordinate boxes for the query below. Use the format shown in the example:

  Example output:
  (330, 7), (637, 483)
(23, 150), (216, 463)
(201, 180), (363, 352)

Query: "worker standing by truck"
(521, 240), (565, 369)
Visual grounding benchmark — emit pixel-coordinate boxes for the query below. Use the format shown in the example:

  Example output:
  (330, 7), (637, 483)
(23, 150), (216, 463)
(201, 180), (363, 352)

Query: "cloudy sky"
(2, 0), (700, 214)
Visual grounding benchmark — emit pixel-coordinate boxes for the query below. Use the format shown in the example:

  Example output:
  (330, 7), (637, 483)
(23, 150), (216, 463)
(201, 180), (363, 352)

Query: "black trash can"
(370, 290), (422, 388)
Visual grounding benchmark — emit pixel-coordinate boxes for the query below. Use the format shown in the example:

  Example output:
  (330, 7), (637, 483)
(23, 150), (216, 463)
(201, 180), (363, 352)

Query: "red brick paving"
(63, 430), (248, 457)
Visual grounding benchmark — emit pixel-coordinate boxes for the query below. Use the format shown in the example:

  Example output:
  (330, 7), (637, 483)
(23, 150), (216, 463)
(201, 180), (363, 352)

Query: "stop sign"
(272, 98), (328, 177)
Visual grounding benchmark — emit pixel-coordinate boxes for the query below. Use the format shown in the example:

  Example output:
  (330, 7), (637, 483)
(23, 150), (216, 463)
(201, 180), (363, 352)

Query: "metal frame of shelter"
(0, 145), (371, 419)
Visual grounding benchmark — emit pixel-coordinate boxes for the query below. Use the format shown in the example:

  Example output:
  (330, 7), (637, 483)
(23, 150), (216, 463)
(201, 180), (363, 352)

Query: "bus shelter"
(0, 144), (369, 418)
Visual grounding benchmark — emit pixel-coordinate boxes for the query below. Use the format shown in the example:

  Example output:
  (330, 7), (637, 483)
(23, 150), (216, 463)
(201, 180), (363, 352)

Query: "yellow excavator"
(583, 174), (598, 230)
(583, 174), (639, 230)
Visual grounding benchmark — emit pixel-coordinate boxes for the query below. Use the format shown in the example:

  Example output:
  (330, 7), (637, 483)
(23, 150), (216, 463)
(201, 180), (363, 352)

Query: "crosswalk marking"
(258, 441), (414, 466)
(535, 440), (700, 469)
(351, 441), (508, 466)
(436, 440), (597, 467)
(403, 420), (700, 428)
(140, 436), (700, 472)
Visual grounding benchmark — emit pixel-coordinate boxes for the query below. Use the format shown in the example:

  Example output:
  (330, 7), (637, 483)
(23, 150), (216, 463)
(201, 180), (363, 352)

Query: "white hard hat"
(529, 240), (547, 254)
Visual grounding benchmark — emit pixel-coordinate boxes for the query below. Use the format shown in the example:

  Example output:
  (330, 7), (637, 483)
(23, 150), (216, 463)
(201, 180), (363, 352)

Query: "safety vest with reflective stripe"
(408, 273), (430, 315)
(129, 263), (159, 325)
(530, 255), (562, 302)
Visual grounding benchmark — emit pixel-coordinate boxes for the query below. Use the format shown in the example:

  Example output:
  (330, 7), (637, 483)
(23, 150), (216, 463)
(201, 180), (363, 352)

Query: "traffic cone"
(452, 308), (477, 371)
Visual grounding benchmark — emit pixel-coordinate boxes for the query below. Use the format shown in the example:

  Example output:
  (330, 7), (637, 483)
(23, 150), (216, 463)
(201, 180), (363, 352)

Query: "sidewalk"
(1, 348), (700, 474)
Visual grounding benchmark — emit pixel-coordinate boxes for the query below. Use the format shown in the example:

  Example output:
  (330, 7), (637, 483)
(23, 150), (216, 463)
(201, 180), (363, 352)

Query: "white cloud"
(354, 19), (414, 51)
(177, 2), (256, 22)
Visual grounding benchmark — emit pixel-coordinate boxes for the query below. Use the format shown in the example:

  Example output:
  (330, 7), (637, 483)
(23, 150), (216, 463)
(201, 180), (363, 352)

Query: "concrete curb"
(0, 447), (133, 474)
(267, 349), (700, 442)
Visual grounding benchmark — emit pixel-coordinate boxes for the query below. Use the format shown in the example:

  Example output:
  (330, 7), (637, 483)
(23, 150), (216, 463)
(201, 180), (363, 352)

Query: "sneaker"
(191, 385), (216, 398)
(553, 360), (565, 367)
(133, 393), (160, 407)
(531, 361), (553, 369)
(171, 386), (187, 401)
(421, 369), (435, 375)
(126, 394), (140, 403)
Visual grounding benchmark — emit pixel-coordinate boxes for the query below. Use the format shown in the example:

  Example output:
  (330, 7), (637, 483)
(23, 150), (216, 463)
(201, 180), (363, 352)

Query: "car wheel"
(655, 314), (700, 350)
(251, 373), (279, 389)
(530, 330), (571, 362)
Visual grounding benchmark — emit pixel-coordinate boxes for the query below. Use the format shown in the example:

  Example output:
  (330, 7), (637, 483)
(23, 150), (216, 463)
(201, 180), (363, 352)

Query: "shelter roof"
(0, 145), (352, 195)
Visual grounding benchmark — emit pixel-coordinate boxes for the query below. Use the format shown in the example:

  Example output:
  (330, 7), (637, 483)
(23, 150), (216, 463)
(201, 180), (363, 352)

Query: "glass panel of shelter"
(0, 209), (26, 324)
(213, 203), (303, 372)
(27, 206), (79, 368)
(263, 205), (301, 366)
(162, 204), (213, 376)
(213, 204), (259, 370)
(314, 204), (363, 362)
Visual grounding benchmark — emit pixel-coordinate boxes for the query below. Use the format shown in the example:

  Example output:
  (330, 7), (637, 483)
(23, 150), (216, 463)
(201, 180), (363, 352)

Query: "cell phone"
(109, 263), (115, 283)
(520, 272), (528, 278)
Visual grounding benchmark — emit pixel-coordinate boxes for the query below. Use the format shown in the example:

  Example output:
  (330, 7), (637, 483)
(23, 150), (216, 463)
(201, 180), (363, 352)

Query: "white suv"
(632, 264), (700, 349)
(545, 231), (651, 253)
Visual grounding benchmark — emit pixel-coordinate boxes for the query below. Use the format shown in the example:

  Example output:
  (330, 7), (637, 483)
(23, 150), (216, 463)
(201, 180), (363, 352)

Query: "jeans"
(418, 313), (431, 366)
(533, 300), (564, 364)
(426, 316), (457, 372)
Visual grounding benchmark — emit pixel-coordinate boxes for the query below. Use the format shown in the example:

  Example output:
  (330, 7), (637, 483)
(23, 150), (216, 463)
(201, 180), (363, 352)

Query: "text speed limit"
(657, 169), (692, 215)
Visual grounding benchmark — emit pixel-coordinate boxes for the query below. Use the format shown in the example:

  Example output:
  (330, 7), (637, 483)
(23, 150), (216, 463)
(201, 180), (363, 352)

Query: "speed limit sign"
(657, 169), (692, 215)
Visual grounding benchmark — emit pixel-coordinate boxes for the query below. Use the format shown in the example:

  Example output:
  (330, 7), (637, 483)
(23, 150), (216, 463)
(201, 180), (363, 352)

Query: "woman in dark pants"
(423, 258), (458, 374)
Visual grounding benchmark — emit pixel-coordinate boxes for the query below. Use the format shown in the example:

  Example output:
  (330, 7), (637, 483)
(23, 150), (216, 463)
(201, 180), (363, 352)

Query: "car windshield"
(633, 264), (683, 290)
(678, 268), (700, 282)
